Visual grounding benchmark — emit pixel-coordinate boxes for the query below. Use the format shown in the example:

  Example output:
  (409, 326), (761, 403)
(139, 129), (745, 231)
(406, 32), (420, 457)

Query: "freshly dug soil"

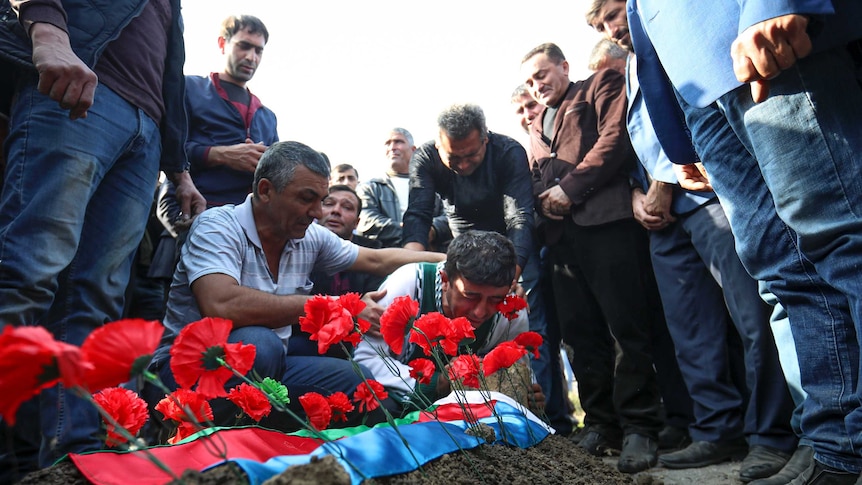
(17, 434), (641, 485)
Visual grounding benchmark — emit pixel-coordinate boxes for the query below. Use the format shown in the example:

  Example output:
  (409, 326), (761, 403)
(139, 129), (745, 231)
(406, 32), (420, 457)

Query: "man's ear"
(439, 270), (449, 284)
(217, 36), (227, 53)
(256, 178), (273, 202)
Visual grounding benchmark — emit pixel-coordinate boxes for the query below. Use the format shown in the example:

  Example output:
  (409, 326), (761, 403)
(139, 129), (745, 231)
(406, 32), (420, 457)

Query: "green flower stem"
(337, 342), (426, 479)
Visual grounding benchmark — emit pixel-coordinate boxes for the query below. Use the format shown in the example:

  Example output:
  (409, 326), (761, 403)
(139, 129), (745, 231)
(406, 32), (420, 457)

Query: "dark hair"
(221, 15), (269, 44)
(437, 104), (488, 142)
(444, 231), (516, 288)
(521, 42), (566, 65)
(333, 163), (359, 179)
(327, 184), (362, 215)
(253, 141), (330, 197)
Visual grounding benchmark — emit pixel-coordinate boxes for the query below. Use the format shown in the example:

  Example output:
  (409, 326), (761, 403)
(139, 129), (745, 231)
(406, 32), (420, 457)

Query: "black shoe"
(568, 425), (590, 445)
(618, 433), (658, 474)
(658, 425), (692, 451)
(740, 445), (793, 482)
(578, 429), (623, 457)
(787, 460), (858, 485)
(659, 439), (748, 469)
(749, 445), (813, 485)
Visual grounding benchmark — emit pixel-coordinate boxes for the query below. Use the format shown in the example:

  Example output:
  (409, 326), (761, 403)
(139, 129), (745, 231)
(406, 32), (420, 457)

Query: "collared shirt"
(153, 195), (359, 365)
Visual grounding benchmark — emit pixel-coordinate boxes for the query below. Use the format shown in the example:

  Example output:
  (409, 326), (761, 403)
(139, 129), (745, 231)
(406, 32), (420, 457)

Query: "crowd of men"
(0, 2), (860, 485)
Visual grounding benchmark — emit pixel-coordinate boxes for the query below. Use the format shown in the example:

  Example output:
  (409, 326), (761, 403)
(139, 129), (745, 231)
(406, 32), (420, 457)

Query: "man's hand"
(359, 289), (387, 338)
(631, 188), (668, 231)
(30, 23), (97, 120)
(538, 185), (572, 221)
(731, 14), (812, 103)
(208, 139), (267, 172)
(643, 180), (676, 224)
(168, 171), (207, 231)
(673, 163), (712, 192)
(526, 382), (545, 413)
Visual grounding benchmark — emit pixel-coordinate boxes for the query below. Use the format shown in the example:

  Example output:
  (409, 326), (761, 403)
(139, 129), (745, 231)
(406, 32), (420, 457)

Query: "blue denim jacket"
(0, 0), (188, 172)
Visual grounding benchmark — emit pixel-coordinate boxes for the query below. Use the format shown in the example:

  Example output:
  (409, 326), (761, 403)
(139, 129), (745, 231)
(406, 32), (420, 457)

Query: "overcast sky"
(180, 0), (602, 180)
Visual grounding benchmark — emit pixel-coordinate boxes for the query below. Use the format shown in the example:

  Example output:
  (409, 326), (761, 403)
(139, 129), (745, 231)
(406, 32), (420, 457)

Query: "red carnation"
(155, 388), (214, 424)
(408, 358), (436, 385)
(80, 319), (164, 392)
(380, 295), (419, 355)
(93, 387), (149, 447)
(448, 354), (481, 389)
(227, 383), (272, 422)
(514, 331), (544, 359)
(352, 379), (388, 412)
(299, 296), (358, 354)
(483, 341), (528, 376)
(409, 312), (448, 356)
(299, 392), (332, 431)
(497, 295), (528, 320)
(326, 392), (354, 423)
(440, 317), (476, 356)
(0, 326), (90, 425)
(170, 317), (256, 399)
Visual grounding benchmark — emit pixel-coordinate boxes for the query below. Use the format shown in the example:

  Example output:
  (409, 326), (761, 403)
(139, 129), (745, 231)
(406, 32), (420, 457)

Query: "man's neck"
(218, 72), (247, 89)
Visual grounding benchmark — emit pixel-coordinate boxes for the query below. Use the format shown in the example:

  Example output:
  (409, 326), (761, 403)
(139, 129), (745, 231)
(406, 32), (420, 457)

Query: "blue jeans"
(677, 45), (862, 472)
(650, 201), (794, 449)
(0, 81), (160, 479)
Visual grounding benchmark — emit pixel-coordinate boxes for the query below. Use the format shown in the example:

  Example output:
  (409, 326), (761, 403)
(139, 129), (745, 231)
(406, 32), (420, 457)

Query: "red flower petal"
(326, 392), (354, 423)
(380, 296), (419, 355)
(409, 312), (448, 356)
(497, 295), (528, 320)
(448, 354), (481, 389)
(441, 317), (475, 356)
(352, 379), (388, 413)
(483, 341), (528, 376)
(408, 358), (436, 385)
(338, 293), (366, 317)
(0, 326), (90, 425)
(170, 317), (255, 399)
(155, 388), (213, 423)
(81, 319), (164, 392)
(93, 387), (149, 447)
(226, 383), (272, 422)
(298, 392), (332, 431)
(514, 331), (543, 359)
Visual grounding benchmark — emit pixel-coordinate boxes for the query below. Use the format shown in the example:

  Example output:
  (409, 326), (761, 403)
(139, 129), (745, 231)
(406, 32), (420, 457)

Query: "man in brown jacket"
(521, 42), (664, 474)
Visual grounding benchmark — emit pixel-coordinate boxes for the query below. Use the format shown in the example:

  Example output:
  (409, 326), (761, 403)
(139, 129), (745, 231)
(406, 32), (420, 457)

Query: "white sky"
(180, 0), (602, 181)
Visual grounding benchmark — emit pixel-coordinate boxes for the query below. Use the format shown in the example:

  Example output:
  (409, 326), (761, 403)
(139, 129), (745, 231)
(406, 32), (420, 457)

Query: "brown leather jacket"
(529, 69), (636, 245)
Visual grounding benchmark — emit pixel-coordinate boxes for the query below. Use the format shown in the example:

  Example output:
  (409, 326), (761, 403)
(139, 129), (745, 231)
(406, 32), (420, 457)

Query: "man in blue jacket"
(183, 14), (278, 207)
(628, 1), (862, 483)
(0, 0), (205, 481)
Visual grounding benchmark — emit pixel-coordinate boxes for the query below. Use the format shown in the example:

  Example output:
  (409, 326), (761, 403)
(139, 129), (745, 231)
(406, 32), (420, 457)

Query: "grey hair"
(253, 141), (330, 196)
(390, 127), (414, 147)
(437, 104), (488, 141)
(444, 231), (516, 288)
(587, 39), (628, 71)
(511, 84), (531, 104)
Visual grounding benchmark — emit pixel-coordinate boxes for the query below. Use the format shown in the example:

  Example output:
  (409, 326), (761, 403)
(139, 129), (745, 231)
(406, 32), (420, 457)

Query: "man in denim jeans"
(0, 0), (205, 481)
(629, 1), (862, 483)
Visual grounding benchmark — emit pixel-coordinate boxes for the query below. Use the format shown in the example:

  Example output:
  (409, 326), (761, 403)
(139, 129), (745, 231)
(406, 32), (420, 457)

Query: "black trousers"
(549, 218), (664, 437)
